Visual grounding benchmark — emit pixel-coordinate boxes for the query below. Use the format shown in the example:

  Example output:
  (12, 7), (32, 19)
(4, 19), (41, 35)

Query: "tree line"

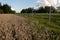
(0, 2), (16, 13)
(0, 2), (60, 13)
(21, 6), (60, 13)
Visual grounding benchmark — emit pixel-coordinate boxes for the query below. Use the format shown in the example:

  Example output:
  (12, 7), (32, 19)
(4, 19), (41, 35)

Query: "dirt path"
(0, 14), (37, 40)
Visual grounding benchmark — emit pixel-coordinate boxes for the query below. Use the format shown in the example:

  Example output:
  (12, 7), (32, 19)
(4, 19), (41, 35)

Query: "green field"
(17, 14), (60, 40)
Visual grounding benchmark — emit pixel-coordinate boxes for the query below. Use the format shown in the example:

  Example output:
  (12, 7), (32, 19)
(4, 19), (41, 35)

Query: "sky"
(0, 0), (60, 12)
(37, 0), (60, 7)
(0, 0), (37, 12)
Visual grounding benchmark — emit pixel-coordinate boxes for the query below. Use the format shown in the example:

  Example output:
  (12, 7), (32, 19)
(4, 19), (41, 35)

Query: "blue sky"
(0, 0), (37, 12)
(1, 0), (60, 12)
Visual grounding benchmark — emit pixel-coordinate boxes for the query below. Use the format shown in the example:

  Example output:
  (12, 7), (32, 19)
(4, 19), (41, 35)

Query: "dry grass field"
(0, 14), (60, 40)
(0, 14), (38, 40)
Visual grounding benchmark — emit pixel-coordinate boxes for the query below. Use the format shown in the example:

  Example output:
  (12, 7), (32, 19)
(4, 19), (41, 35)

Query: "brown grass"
(0, 14), (38, 40)
(0, 14), (60, 40)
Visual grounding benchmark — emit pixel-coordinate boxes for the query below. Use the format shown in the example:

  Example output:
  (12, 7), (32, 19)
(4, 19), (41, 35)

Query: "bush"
(0, 9), (3, 13)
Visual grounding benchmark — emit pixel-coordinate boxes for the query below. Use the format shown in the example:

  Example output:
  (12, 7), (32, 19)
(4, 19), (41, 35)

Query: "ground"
(0, 14), (37, 40)
(0, 14), (60, 40)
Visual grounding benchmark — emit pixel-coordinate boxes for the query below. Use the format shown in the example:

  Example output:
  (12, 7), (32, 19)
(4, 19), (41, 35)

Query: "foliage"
(21, 6), (57, 13)
(0, 9), (3, 13)
(2, 4), (11, 13)
(17, 14), (60, 40)
(57, 6), (60, 13)
(0, 2), (16, 13)
(21, 8), (34, 13)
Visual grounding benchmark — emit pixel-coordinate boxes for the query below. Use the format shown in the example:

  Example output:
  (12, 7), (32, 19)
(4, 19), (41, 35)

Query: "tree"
(21, 6), (57, 13)
(21, 9), (27, 13)
(27, 8), (33, 13)
(57, 6), (60, 13)
(1, 4), (16, 13)
(21, 8), (34, 13)
(37, 7), (45, 13)
(0, 2), (16, 13)
(2, 4), (11, 13)
(37, 6), (57, 13)
(10, 10), (16, 13)
(0, 9), (3, 13)
(44, 6), (51, 13)
(0, 2), (1, 8)
(0, 2), (3, 13)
